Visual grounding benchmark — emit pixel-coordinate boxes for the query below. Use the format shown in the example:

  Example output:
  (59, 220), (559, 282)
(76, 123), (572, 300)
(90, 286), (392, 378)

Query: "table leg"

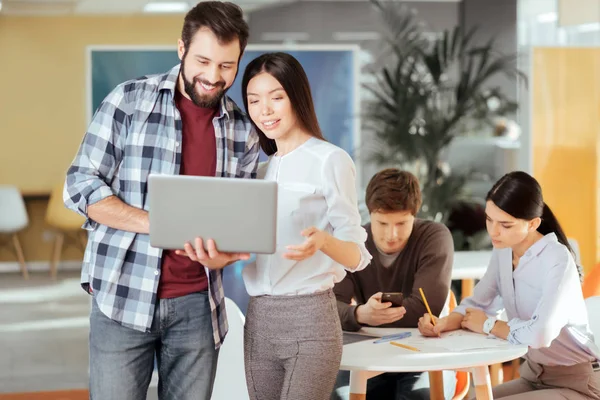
(461, 279), (474, 299)
(511, 359), (521, 379)
(471, 365), (493, 400)
(490, 363), (502, 386)
(428, 371), (445, 400)
(349, 371), (382, 400)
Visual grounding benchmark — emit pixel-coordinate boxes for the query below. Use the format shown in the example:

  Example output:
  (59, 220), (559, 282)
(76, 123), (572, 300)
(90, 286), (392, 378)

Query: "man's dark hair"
(181, 2), (249, 54)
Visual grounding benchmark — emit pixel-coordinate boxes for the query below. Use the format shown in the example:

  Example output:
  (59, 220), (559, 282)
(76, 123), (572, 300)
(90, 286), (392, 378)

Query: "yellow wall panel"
(532, 47), (600, 273)
(0, 15), (182, 196)
(0, 15), (182, 263)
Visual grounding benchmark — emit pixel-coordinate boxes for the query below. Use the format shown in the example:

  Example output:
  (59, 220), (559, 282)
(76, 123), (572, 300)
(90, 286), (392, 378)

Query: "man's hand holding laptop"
(176, 237), (251, 270)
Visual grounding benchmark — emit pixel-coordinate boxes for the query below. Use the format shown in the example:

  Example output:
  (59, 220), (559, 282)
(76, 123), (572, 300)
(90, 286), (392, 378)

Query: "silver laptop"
(148, 174), (277, 254)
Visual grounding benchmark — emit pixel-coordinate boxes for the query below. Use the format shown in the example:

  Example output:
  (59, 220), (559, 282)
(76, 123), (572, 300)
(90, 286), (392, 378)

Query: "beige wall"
(0, 15), (183, 262)
(0, 15), (183, 196)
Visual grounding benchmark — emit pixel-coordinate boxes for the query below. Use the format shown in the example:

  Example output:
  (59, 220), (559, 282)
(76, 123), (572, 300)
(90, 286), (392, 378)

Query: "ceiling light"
(537, 12), (558, 23)
(577, 22), (600, 32)
(143, 2), (189, 13)
(260, 32), (310, 41)
(333, 32), (380, 41)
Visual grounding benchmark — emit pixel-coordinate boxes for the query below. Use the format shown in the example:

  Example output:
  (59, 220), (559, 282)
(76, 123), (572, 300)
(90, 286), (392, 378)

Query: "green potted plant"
(364, 0), (526, 225)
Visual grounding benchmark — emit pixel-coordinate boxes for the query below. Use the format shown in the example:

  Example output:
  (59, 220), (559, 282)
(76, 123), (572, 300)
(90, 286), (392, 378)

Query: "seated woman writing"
(418, 171), (600, 400)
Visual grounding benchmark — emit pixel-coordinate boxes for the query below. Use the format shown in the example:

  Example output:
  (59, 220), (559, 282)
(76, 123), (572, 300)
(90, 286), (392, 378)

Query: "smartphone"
(381, 292), (404, 307)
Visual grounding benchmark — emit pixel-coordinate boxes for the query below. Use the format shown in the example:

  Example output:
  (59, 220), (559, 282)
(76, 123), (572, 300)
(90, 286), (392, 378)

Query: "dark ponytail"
(539, 203), (573, 255)
(487, 171), (583, 281)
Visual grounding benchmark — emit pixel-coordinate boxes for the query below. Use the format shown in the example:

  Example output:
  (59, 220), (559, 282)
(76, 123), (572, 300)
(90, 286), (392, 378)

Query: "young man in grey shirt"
(332, 168), (456, 400)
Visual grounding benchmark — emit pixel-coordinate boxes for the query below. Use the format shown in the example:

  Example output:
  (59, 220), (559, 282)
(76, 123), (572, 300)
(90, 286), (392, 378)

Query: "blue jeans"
(331, 370), (457, 400)
(89, 292), (218, 400)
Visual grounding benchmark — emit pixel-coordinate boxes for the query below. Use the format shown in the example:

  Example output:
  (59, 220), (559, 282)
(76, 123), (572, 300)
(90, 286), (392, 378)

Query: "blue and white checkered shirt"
(64, 64), (259, 348)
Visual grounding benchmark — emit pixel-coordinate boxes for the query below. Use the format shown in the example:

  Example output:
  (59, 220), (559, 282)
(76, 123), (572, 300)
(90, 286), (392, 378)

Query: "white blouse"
(242, 137), (372, 296)
(455, 233), (600, 366)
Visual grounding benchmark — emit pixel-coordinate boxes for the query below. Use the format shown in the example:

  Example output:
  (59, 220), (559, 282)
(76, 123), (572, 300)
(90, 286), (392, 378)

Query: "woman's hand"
(461, 308), (488, 334)
(283, 227), (328, 261)
(418, 314), (446, 337)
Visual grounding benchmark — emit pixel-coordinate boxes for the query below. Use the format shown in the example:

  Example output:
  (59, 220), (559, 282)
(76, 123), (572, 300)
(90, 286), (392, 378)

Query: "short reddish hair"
(365, 168), (422, 215)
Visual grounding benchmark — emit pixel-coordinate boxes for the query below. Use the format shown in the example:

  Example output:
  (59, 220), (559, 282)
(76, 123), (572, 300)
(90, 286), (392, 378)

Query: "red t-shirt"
(158, 90), (218, 299)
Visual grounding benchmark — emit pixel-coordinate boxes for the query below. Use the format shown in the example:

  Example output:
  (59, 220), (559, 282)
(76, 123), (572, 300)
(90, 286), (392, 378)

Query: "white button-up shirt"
(242, 137), (372, 296)
(455, 233), (600, 366)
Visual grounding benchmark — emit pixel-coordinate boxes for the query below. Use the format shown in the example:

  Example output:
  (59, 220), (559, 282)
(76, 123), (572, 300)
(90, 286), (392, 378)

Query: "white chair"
(0, 185), (29, 279)
(211, 297), (250, 400)
(585, 296), (600, 345)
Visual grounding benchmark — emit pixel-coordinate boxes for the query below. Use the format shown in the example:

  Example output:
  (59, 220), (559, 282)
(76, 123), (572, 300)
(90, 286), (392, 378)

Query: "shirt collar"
(524, 232), (558, 258)
(159, 64), (232, 120)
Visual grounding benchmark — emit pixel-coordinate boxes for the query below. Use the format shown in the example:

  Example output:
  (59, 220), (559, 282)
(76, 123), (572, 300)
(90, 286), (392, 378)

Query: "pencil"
(419, 287), (436, 326)
(390, 341), (420, 352)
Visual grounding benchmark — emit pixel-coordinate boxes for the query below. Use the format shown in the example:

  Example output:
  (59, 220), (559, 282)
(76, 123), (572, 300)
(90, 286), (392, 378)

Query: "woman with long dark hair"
(184, 52), (371, 399)
(241, 52), (372, 400)
(418, 171), (599, 399)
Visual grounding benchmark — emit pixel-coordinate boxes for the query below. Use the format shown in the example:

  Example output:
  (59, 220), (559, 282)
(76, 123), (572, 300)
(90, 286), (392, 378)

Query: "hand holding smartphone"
(381, 292), (404, 307)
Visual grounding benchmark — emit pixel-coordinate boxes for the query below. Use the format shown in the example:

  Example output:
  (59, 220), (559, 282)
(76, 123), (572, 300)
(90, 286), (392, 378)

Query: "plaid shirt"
(64, 64), (259, 349)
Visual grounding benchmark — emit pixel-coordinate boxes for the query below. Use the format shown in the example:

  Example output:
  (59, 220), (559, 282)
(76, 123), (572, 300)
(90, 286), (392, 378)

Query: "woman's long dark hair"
(241, 52), (325, 155)
(487, 171), (583, 280)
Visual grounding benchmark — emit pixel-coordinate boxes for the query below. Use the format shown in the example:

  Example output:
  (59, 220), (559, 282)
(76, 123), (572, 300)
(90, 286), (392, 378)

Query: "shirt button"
(154, 270), (159, 276)
(175, 142), (180, 147)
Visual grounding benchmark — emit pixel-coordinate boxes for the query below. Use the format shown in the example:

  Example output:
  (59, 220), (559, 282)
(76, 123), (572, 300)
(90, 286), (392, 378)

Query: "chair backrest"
(452, 370), (470, 400)
(448, 290), (457, 311)
(45, 184), (85, 230)
(585, 296), (600, 345)
(211, 297), (249, 400)
(583, 264), (600, 299)
(0, 185), (28, 233)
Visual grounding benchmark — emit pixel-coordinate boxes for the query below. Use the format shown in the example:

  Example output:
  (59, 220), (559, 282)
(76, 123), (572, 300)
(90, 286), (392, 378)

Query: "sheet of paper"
(398, 331), (511, 352)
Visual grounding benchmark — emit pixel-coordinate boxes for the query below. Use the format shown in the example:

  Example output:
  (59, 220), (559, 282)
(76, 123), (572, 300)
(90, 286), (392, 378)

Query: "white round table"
(340, 328), (528, 400)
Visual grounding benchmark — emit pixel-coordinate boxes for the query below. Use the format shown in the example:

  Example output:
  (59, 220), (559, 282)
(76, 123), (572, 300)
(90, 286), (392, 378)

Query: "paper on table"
(400, 331), (511, 352)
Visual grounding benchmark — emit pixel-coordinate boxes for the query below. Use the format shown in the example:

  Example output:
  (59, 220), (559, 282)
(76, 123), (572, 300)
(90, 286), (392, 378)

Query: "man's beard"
(181, 60), (227, 108)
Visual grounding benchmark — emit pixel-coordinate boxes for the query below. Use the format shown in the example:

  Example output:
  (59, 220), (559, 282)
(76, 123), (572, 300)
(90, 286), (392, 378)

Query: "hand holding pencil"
(417, 287), (443, 337)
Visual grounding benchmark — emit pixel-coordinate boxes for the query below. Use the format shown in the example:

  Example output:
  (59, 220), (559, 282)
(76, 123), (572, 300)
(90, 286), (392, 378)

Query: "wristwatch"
(483, 317), (497, 335)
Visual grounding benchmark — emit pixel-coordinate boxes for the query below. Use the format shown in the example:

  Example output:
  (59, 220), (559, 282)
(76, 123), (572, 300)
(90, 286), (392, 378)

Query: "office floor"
(0, 263), (250, 397)
(0, 271), (91, 394)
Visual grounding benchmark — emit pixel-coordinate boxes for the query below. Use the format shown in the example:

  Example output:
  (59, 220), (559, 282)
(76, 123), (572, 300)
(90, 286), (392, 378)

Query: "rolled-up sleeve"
(334, 274), (364, 331)
(237, 125), (260, 179)
(64, 84), (129, 230)
(321, 149), (372, 271)
(506, 252), (572, 348)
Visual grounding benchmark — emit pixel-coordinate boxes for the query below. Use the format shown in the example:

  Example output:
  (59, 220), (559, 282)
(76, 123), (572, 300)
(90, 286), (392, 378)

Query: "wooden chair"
(583, 264), (600, 299)
(45, 184), (86, 279)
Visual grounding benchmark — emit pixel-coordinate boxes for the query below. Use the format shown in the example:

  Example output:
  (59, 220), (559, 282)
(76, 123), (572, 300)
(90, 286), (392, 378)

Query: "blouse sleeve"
(321, 149), (372, 271)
